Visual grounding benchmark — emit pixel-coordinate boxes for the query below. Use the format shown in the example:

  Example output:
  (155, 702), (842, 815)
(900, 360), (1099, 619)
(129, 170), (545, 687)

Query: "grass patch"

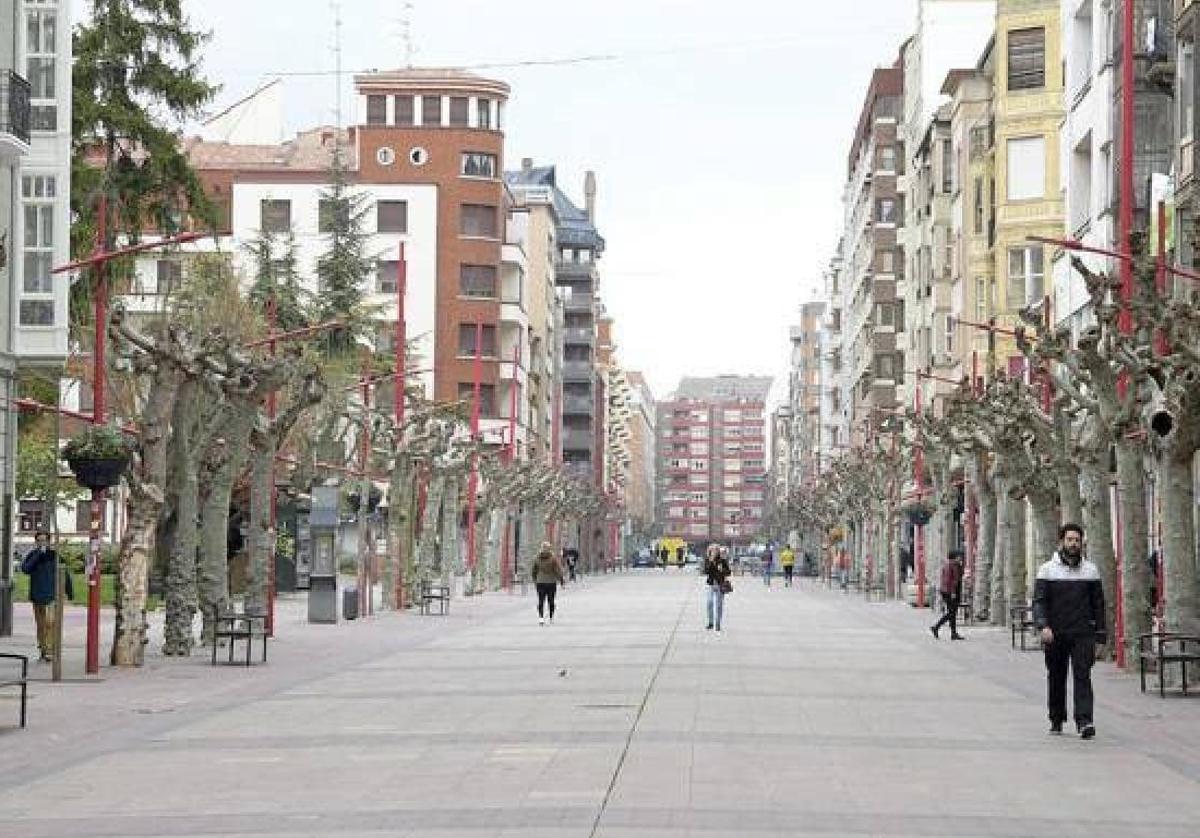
(11, 573), (160, 610)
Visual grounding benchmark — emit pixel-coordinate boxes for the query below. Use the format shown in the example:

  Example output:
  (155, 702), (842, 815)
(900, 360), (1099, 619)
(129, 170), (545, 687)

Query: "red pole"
(914, 381), (926, 609)
(1112, 480), (1127, 667)
(548, 376), (562, 545)
(393, 245), (407, 609)
(360, 354), (371, 618)
(266, 297), (278, 637)
(86, 195), (108, 675)
(501, 341), (521, 591)
(465, 320), (484, 574)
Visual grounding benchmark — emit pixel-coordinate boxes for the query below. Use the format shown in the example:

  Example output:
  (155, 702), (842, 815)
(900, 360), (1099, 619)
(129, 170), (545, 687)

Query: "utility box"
(342, 587), (358, 621)
(307, 486), (339, 624)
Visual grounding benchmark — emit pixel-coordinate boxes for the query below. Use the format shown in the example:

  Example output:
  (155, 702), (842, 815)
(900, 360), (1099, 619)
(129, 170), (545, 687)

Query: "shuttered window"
(1008, 28), (1045, 91)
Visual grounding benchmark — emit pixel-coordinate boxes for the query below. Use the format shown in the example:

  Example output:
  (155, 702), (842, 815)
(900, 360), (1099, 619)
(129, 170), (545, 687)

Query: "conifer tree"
(314, 147), (376, 355)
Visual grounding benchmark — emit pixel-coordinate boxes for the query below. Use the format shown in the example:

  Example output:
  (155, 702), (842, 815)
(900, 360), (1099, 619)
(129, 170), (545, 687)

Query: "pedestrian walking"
(704, 544), (732, 632)
(563, 547), (578, 582)
(780, 544), (796, 587)
(930, 549), (965, 640)
(761, 546), (773, 587)
(533, 542), (565, 625)
(20, 531), (72, 662)
(1033, 523), (1105, 739)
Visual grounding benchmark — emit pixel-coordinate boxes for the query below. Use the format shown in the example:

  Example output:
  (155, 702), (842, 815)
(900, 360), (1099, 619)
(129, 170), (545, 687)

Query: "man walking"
(1033, 523), (1105, 739)
(21, 531), (72, 662)
(929, 549), (965, 640)
(761, 546), (773, 587)
(780, 544), (796, 587)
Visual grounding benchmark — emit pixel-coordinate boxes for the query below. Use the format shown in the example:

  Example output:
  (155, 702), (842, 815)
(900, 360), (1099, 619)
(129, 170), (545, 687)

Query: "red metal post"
(465, 321), (484, 573)
(1118, 0), (1135, 337)
(500, 341), (521, 591)
(359, 354), (371, 618)
(394, 245), (407, 609)
(1112, 480), (1127, 668)
(86, 195), (109, 675)
(266, 297), (278, 637)
(548, 376), (562, 545)
(914, 381), (926, 609)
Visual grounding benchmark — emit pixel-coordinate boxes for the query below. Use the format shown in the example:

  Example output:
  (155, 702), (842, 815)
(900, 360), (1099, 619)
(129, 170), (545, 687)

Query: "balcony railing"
(562, 360), (594, 381)
(562, 428), (594, 451)
(563, 293), (595, 313)
(562, 394), (594, 414)
(0, 70), (32, 146)
(563, 326), (595, 344)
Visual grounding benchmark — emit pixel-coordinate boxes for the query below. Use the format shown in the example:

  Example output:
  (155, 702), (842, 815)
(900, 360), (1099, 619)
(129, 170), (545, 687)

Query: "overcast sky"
(89, 0), (921, 402)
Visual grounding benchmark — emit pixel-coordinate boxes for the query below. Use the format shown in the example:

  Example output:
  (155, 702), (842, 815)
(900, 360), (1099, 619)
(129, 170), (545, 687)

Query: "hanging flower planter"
(63, 425), (134, 491)
(902, 499), (934, 527)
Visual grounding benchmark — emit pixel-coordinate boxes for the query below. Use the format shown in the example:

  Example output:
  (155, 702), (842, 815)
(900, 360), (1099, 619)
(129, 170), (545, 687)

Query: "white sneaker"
(538, 617), (545, 626)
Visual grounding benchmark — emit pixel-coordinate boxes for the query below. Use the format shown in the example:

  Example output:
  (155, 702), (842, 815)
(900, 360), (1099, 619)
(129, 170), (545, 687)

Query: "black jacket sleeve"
(1089, 579), (1106, 643)
(1032, 576), (1050, 630)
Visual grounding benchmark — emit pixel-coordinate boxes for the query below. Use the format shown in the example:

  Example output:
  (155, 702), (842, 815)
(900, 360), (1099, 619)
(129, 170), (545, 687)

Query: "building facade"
(624, 371), (656, 541)
(656, 376), (771, 546)
(788, 301), (825, 487)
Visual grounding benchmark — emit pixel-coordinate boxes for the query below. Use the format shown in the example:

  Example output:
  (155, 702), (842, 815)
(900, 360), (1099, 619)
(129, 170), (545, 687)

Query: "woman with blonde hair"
(532, 541), (566, 625)
(703, 543), (732, 632)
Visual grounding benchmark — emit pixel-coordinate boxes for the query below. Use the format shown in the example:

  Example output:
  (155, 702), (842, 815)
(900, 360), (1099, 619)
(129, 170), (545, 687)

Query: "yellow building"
(988, 0), (1064, 371)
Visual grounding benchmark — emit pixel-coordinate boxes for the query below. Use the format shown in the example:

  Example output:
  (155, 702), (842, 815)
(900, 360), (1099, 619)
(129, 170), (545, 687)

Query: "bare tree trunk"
(164, 394), (201, 655)
(1115, 441), (1152, 663)
(485, 507), (505, 590)
(440, 475), (460, 587)
(972, 456), (997, 622)
(1056, 465), (1083, 527)
(990, 486), (1010, 625)
(417, 473), (445, 587)
(1079, 458), (1117, 658)
(385, 456), (414, 609)
(199, 406), (254, 642)
(1028, 488), (1060, 576)
(111, 368), (179, 666)
(246, 442), (272, 617)
(1160, 449), (1200, 638)
(1004, 494), (1029, 609)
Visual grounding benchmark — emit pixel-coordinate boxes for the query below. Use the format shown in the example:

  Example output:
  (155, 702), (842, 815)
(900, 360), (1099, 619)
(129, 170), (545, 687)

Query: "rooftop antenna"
(331, 0), (344, 130)
(400, 2), (417, 68)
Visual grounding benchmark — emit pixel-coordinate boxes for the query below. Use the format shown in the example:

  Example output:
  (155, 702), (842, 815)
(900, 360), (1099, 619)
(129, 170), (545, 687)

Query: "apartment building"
(1180, 1), (1200, 270)
(506, 161), (605, 485)
(840, 58), (904, 448)
(788, 301), (825, 487)
(820, 245), (848, 468)
(1, 0), (72, 636)
(656, 376), (771, 546)
(624, 371), (656, 539)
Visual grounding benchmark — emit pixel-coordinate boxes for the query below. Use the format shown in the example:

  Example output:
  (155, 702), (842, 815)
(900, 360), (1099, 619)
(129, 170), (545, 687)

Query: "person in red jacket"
(930, 549), (965, 640)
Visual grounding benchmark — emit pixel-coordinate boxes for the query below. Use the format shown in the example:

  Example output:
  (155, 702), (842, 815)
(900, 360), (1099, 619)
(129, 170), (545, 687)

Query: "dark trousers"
(932, 592), (959, 635)
(536, 583), (557, 618)
(783, 565), (794, 585)
(1044, 633), (1095, 725)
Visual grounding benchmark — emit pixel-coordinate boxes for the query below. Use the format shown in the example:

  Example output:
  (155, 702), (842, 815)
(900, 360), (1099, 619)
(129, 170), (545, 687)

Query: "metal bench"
(1010, 604), (1037, 651)
(1137, 633), (1200, 698)
(419, 581), (450, 616)
(210, 611), (268, 667)
(957, 595), (974, 625)
(0, 653), (29, 728)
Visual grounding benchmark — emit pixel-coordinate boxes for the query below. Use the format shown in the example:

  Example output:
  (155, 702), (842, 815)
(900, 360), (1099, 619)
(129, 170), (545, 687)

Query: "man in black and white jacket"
(1033, 523), (1106, 740)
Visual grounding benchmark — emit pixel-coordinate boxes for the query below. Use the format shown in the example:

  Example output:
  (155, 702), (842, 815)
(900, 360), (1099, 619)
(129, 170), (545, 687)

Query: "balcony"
(563, 292), (595, 313)
(562, 428), (594, 451)
(563, 326), (595, 345)
(555, 259), (596, 277)
(0, 70), (32, 156)
(562, 360), (594, 382)
(562, 394), (594, 414)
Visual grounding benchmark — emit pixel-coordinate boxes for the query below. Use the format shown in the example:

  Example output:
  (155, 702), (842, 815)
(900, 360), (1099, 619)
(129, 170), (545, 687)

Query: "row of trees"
(774, 235), (1200, 668)
(23, 1), (613, 667)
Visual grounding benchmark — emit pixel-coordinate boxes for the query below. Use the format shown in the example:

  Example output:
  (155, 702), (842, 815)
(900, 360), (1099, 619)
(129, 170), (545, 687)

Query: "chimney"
(521, 157), (533, 172)
(584, 170), (596, 222)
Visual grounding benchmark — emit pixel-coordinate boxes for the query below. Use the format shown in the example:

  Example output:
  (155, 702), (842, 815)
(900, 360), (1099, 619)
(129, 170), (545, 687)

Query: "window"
(376, 200), (408, 233)
(875, 353), (896, 380)
(941, 139), (953, 193)
(876, 198), (896, 223)
(461, 152), (497, 178)
(156, 260), (182, 295)
(975, 276), (988, 321)
(421, 94), (442, 126)
(876, 145), (896, 171)
(690, 459), (707, 471)
(879, 249), (896, 274)
(448, 96), (469, 126)
(21, 174), (55, 326)
(689, 474), (708, 486)
(1008, 27), (1046, 91)
(477, 98), (492, 129)
(1006, 136), (1045, 200)
(376, 261), (399, 294)
(877, 301), (896, 328)
(1007, 246), (1044, 309)
(26, 6), (57, 130)
(18, 500), (48, 533)
(459, 264), (497, 297)
(460, 204), (498, 238)
(317, 198), (349, 233)
(366, 94), (386, 125)
(945, 314), (955, 353)
(973, 176), (984, 233)
(688, 492), (707, 503)
(689, 442), (708, 455)
(260, 199), (291, 233)
(457, 383), (497, 418)
(458, 323), (497, 357)
(1180, 43), (1195, 143)
(395, 95), (414, 126)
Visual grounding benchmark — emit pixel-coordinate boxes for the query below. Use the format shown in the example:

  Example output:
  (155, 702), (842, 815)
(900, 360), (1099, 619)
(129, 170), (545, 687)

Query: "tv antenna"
(400, 2), (417, 68)
(331, 0), (344, 129)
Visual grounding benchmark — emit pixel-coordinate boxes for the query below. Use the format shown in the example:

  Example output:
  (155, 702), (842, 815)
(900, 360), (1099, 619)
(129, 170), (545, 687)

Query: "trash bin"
(342, 587), (358, 621)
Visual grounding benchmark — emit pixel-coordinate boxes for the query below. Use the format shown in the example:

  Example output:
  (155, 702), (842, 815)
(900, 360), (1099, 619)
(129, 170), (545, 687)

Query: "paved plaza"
(1, 571), (1199, 837)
